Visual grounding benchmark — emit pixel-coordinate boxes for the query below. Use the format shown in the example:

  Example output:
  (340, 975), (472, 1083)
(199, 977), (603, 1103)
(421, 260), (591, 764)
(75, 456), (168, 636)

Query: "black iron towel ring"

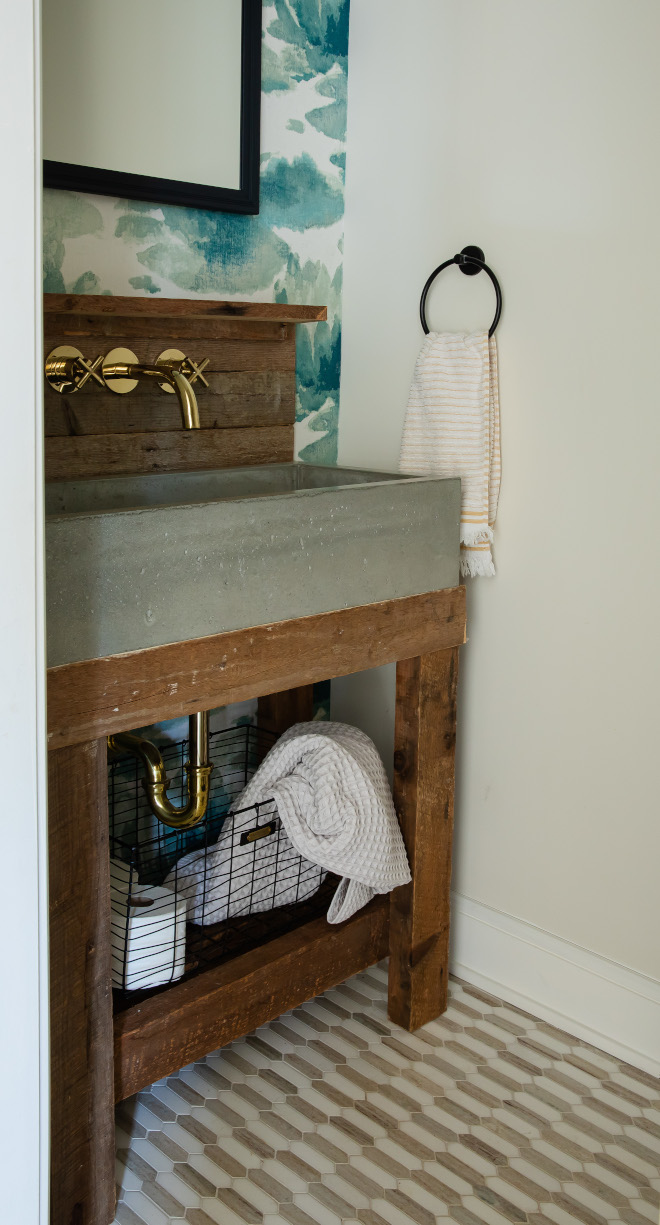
(419, 245), (502, 337)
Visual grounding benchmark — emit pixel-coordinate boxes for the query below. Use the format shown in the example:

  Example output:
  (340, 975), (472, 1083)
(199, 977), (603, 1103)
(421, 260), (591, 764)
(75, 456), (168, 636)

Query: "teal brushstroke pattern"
(43, 0), (350, 463)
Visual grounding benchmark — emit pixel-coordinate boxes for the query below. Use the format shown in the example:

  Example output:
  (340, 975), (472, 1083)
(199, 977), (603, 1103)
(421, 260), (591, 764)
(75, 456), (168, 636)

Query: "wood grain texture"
(49, 739), (115, 1225)
(114, 898), (389, 1101)
(44, 370), (295, 436)
(45, 424), (293, 480)
(257, 685), (315, 736)
(388, 647), (460, 1032)
(44, 294), (327, 322)
(47, 587), (467, 750)
(45, 315), (294, 342)
(44, 337), (296, 377)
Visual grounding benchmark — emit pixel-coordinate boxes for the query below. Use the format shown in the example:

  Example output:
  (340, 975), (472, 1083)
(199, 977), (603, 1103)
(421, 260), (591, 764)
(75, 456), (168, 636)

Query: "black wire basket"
(109, 724), (334, 1009)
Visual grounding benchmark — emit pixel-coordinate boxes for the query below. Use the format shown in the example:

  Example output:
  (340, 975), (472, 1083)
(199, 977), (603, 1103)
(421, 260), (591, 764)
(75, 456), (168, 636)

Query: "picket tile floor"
(114, 964), (660, 1225)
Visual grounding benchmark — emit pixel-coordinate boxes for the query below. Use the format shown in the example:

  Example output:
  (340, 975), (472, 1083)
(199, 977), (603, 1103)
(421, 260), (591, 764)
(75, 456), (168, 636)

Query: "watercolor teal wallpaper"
(43, 0), (350, 463)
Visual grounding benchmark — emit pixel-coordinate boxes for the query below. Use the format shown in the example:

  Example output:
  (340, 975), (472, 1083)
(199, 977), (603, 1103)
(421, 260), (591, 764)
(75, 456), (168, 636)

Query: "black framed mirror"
(42, 0), (262, 214)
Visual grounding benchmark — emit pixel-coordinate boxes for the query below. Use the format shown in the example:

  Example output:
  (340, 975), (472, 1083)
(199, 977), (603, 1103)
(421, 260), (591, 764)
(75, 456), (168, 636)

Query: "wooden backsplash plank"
(44, 294), (327, 323)
(45, 424), (293, 481)
(44, 336), (296, 375)
(45, 371), (295, 436)
(45, 315), (294, 343)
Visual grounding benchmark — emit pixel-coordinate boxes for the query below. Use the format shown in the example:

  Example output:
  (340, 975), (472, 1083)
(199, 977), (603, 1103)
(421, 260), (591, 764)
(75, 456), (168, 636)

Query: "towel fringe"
(460, 523), (494, 547)
(460, 550), (496, 578)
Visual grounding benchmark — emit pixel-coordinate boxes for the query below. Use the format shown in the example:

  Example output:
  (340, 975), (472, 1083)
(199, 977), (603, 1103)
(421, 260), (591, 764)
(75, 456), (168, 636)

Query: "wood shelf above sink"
(44, 294), (327, 323)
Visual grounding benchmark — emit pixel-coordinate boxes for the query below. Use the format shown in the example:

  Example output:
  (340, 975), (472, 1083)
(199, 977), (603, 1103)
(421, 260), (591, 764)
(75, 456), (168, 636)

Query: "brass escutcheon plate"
(102, 347), (139, 394)
(156, 349), (186, 394)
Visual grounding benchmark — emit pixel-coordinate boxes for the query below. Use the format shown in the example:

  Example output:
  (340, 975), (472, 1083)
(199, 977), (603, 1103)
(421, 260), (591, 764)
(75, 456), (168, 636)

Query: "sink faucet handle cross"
(45, 345), (105, 394)
(157, 349), (209, 390)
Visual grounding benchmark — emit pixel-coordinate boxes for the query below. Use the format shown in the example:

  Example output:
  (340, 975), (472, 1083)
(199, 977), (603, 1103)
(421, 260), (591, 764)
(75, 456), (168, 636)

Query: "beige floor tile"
(538, 1201), (591, 1225)
(192, 1196), (247, 1225)
(114, 970), (658, 1225)
(604, 1142), (660, 1181)
(155, 1169), (202, 1210)
(625, 1125), (660, 1154)
(492, 1105), (542, 1141)
(509, 1156), (561, 1194)
(293, 1188), (347, 1224)
(445, 1087), (496, 1120)
(119, 1190), (174, 1225)
(116, 1161), (142, 1195)
(466, 1076), (518, 1106)
(148, 1120), (201, 1157)
(469, 1120), (517, 1153)
(129, 1137), (176, 1175)
(349, 1151), (399, 1190)
(458, 1194), (517, 1225)
(512, 1091), (563, 1124)
(529, 1136), (583, 1175)
(482, 1173), (538, 1213)
(553, 1120), (605, 1155)
(395, 1177), (451, 1218)
(417, 1163), (471, 1200)
(446, 1140), (497, 1180)
(610, 1074), (659, 1104)
(629, 1196), (660, 1222)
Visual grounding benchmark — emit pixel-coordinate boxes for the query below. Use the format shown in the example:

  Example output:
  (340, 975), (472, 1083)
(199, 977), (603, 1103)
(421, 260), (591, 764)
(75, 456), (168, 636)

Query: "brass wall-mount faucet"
(102, 347), (207, 430)
(45, 345), (209, 431)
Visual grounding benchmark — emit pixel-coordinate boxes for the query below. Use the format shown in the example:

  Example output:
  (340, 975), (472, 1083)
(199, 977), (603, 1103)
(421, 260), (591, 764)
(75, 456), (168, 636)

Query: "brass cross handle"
(46, 345), (210, 398)
(156, 349), (209, 391)
(45, 346), (105, 394)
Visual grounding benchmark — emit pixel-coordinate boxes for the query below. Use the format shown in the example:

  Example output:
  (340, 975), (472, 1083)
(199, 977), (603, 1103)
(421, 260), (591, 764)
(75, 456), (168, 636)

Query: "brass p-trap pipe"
(108, 712), (213, 830)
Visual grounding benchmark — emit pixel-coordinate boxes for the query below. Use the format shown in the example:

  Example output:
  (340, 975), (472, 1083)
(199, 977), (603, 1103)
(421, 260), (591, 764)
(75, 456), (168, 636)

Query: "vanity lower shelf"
(113, 892), (390, 1102)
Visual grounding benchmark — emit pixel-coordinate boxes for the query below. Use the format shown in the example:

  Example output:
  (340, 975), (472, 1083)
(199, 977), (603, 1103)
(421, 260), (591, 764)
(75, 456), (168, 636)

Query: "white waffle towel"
(165, 802), (324, 926)
(168, 722), (410, 926)
(400, 331), (501, 577)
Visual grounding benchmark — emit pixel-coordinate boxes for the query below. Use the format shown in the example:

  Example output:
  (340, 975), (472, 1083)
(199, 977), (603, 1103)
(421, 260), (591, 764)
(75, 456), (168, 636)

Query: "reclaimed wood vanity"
(44, 294), (466, 1225)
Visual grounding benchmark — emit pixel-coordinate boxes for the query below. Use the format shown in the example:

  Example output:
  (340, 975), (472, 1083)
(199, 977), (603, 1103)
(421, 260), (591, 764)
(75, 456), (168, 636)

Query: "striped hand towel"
(400, 331), (501, 577)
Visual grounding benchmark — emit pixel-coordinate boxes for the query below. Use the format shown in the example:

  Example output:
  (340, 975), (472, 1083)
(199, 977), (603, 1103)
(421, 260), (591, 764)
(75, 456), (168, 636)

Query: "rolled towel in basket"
(165, 799), (325, 926)
(167, 721), (410, 926)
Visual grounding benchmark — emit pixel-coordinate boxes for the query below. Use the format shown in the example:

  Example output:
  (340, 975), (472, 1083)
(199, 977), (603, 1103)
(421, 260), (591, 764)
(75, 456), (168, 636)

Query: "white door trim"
(0, 0), (49, 1219)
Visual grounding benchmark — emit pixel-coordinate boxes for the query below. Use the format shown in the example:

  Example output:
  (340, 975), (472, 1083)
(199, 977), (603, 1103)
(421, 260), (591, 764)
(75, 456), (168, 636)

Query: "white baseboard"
(450, 892), (660, 1077)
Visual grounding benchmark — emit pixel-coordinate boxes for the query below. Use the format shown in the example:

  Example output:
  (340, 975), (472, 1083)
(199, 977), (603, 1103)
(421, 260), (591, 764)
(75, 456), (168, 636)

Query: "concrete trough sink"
(45, 462), (460, 666)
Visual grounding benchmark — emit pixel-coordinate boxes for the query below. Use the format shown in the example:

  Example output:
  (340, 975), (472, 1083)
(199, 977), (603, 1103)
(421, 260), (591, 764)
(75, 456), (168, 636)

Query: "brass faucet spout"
(102, 358), (201, 429)
(108, 712), (212, 830)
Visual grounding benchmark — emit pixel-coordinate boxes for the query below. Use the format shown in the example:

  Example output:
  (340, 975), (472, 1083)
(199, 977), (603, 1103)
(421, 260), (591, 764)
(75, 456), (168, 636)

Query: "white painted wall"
(0, 0), (48, 1218)
(338, 0), (660, 1060)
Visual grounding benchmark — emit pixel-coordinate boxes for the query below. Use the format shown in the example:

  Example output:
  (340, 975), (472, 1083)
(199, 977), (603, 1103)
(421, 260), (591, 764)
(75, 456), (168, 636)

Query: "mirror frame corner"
(43, 0), (262, 215)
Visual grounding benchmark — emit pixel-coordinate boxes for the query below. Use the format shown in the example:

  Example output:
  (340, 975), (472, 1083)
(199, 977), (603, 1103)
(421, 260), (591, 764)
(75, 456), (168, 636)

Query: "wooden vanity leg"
(388, 647), (460, 1031)
(258, 684), (315, 735)
(49, 738), (115, 1225)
